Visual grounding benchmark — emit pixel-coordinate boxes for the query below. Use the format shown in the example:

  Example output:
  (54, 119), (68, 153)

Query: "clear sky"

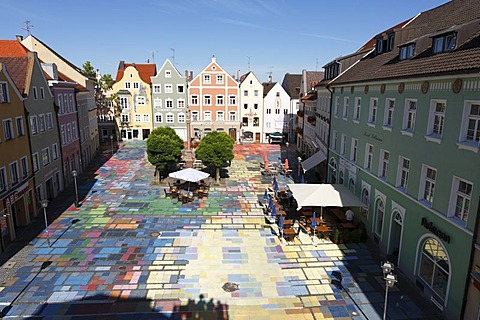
(1, 0), (448, 83)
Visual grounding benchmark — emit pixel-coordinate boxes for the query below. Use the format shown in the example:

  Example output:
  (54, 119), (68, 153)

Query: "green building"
(327, 1), (480, 318)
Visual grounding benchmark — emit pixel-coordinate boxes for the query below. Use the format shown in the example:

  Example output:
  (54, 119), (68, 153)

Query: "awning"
(269, 132), (283, 138)
(301, 150), (326, 172)
(287, 183), (366, 210)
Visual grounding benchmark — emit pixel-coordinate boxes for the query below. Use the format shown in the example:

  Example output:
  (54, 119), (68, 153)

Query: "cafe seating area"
(260, 161), (292, 177)
(164, 179), (210, 203)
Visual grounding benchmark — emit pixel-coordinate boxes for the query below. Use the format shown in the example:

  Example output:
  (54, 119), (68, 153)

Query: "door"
(389, 212), (403, 265)
(46, 178), (54, 201)
(255, 133), (260, 142)
(229, 128), (236, 140)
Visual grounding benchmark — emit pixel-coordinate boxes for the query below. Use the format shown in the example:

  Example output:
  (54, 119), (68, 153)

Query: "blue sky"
(1, 0), (448, 83)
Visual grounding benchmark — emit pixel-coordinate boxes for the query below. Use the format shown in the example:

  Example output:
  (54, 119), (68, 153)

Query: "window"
(229, 111), (236, 121)
(254, 103), (258, 109)
(203, 74), (211, 84)
(0, 167), (6, 192)
(32, 86), (38, 99)
(178, 113), (185, 123)
(433, 33), (456, 54)
(204, 95), (211, 105)
(229, 95), (236, 105)
(217, 111), (224, 121)
(361, 188), (370, 217)
(16, 117), (24, 136)
(66, 123), (72, 142)
(387, 33), (395, 52)
(9, 161), (19, 185)
(350, 138), (358, 162)
(133, 82), (139, 89)
(52, 143), (59, 160)
(135, 114), (141, 122)
(397, 157), (410, 190)
(165, 70), (171, 78)
(369, 98), (378, 124)
(166, 113), (174, 123)
(340, 134), (347, 155)
(403, 100), (417, 133)
(400, 44), (415, 60)
(376, 37), (384, 54)
(384, 99), (395, 128)
(20, 156), (28, 179)
(121, 114), (129, 123)
(275, 109), (280, 115)
(0, 82), (9, 103)
(365, 144), (373, 170)
(137, 96), (145, 105)
(154, 98), (162, 108)
(375, 199), (384, 236)
(334, 96), (339, 117)
(427, 101), (446, 139)
(46, 113), (53, 130)
(459, 101), (480, 150)
(242, 117), (248, 127)
(216, 95), (224, 105)
(166, 99), (173, 108)
(421, 166), (437, 204)
(119, 97), (129, 109)
(244, 90), (248, 96)
(69, 94), (74, 112)
(38, 114), (46, 132)
(332, 130), (337, 151)
(178, 99), (185, 108)
(254, 90), (259, 96)
(419, 238), (449, 301)
(253, 117), (259, 127)
(204, 111), (212, 121)
(177, 85), (184, 93)
(266, 109), (271, 115)
(191, 111), (198, 122)
(153, 84), (161, 93)
(72, 122), (77, 140)
(339, 170), (344, 185)
(124, 82), (131, 89)
(354, 98), (361, 121)
(165, 84), (173, 93)
(216, 75), (223, 84)
(143, 114), (149, 122)
(60, 125), (66, 144)
(32, 153), (39, 172)
(379, 150), (389, 179)
(276, 92), (280, 97)
(40, 87), (45, 100)
(450, 178), (472, 223)
(155, 114), (162, 123)
(191, 95), (198, 105)
(343, 97), (349, 119)
(3, 119), (14, 140)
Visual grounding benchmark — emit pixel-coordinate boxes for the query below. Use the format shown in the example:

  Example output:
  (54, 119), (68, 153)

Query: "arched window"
(329, 159), (337, 183)
(361, 188), (369, 217)
(419, 238), (449, 301)
(349, 178), (355, 192)
(394, 212), (403, 225)
(339, 171), (344, 185)
(375, 199), (384, 236)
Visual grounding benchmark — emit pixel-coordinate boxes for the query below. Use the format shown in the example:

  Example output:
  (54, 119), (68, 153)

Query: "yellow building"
(0, 63), (36, 252)
(113, 61), (156, 140)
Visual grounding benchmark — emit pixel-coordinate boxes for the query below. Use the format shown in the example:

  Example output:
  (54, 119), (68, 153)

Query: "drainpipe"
(326, 84), (333, 183)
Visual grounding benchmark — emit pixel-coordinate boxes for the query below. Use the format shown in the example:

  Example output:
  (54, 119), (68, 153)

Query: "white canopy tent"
(169, 168), (210, 182)
(287, 183), (366, 210)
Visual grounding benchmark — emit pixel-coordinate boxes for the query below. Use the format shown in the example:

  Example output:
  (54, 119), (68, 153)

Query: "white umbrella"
(169, 168), (210, 183)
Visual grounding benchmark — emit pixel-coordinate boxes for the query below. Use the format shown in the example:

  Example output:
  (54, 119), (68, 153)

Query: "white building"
(262, 81), (290, 143)
(239, 71), (264, 143)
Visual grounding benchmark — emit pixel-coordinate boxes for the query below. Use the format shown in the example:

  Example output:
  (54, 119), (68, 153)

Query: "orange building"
(0, 63), (36, 252)
(188, 56), (239, 141)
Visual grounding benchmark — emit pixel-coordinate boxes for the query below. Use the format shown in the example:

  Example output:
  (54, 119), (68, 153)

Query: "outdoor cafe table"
(330, 208), (347, 222)
(283, 219), (294, 228)
(283, 228), (296, 241)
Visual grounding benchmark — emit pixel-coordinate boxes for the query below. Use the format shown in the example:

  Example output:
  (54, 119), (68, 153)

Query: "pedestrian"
(345, 209), (354, 222)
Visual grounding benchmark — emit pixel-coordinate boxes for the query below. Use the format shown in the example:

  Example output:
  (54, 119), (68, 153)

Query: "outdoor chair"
(164, 189), (172, 198)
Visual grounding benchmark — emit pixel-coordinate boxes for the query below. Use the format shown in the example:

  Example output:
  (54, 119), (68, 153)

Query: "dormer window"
(400, 44), (415, 60)
(376, 38), (384, 54)
(433, 33), (457, 54)
(387, 33), (395, 52)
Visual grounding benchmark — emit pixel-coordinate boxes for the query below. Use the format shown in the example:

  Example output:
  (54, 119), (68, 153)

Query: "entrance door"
(127, 131), (133, 140)
(46, 178), (54, 201)
(389, 212), (403, 265)
(142, 129), (150, 139)
(229, 128), (236, 141)
(255, 133), (260, 142)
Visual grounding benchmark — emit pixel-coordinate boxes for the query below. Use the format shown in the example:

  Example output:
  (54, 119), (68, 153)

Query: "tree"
(82, 61), (97, 78)
(195, 132), (234, 184)
(146, 134), (182, 180)
(150, 127), (184, 150)
(82, 61), (115, 123)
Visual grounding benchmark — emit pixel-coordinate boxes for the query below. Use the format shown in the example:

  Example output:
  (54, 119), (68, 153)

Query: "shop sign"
(421, 217), (451, 244)
(3, 183), (29, 207)
(363, 131), (383, 143)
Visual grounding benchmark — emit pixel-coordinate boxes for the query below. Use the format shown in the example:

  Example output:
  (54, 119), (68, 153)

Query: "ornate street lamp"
(381, 261), (398, 320)
(72, 170), (79, 207)
(41, 200), (51, 247)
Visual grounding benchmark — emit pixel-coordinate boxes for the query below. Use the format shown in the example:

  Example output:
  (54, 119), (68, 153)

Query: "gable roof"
(332, 0), (480, 85)
(262, 81), (279, 97)
(281, 73), (301, 99)
(303, 71), (324, 92)
(0, 56), (29, 94)
(115, 61), (157, 84)
(155, 58), (183, 78)
(0, 40), (29, 57)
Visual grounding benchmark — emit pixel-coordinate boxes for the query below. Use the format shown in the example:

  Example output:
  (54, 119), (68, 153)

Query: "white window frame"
(143, 114), (149, 122)
(165, 70), (171, 78)
(20, 156), (28, 179)
(216, 111), (224, 121)
(3, 118), (14, 141)
(364, 143), (373, 170)
(448, 177), (473, 224)
(332, 130), (337, 151)
(191, 111), (199, 122)
(340, 134), (347, 155)
(133, 82), (139, 89)
(343, 97), (349, 120)
(166, 99), (173, 108)
(178, 113), (185, 123)
(419, 165), (437, 205)
(229, 111), (236, 121)
(204, 111), (212, 121)
(350, 138), (358, 162)
(354, 97), (361, 121)
(166, 113), (174, 123)
(204, 95), (211, 105)
(124, 82), (131, 89)
(16, 116), (24, 136)
(121, 114), (129, 123)
(0, 82), (9, 103)
(457, 100), (480, 152)
(52, 143), (59, 160)
(0, 167), (6, 192)
(334, 96), (339, 117)
(379, 149), (389, 179)
(9, 161), (19, 185)
(153, 84), (161, 93)
(368, 98), (378, 126)
(155, 113), (162, 123)
(203, 74), (211, 84)
(191, 95), (198, 105)
(177, 84), (184, 94)
(177, 99), (185, 108)
(216, 95), (224, 106)
(426, 99), (446, 142)
(135, 114), (141, 122)
(229, 95), (237, 105)
(216, 74), (224, 84)
(396, 156), (410, 191)
(164, 84), (173, 93)
(154, 98), (162, 108)
(32, 153), (40, 172)
(402, 99), (417, 136)
(46, 113), (53, 130)
(383, 98), (395, 130)
(136, 96), (146, 105)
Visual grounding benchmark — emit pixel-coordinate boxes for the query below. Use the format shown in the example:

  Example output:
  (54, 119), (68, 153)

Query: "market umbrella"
(301, 175), (305, 184)
(272, 176), (277, 186)
(271, 204), (277, 218)
(284, 158), (289, 171)
(169, 168), (210, 191)
(263, 189), (269, 200)
(274, 180), (279, 194)
(311, 210), (317, 238)
(278, 214), (284, 230)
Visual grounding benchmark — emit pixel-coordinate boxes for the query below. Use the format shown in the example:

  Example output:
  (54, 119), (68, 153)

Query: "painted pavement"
(0, 141), (438, 319)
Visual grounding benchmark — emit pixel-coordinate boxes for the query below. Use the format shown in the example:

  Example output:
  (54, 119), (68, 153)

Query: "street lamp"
(381, 261), (398, 320)
(72, 170), (79, 207)
(41, 200), (51, 247)
(297, 156), (302, 179)
(110, 134), (114, 155)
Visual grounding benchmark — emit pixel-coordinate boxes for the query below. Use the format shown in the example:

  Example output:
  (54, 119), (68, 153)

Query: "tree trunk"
(215, 166), (220, 184)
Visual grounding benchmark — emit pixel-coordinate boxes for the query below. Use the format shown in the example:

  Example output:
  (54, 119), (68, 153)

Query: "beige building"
(113, 61), (156, 140)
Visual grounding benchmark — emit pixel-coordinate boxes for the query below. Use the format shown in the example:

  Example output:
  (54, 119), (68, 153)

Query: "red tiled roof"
(115, 62), (157, 84)
(0, 56), (28, 94)
(58, 71), (88, 91)
(0, 40), (29, 57)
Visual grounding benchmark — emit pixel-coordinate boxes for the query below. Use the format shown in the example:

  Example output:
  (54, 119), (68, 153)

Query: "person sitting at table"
(345, 209), (354, 222)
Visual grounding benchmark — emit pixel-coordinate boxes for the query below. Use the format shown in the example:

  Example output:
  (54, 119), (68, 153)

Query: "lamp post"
(110, 134), (114, 155)
(381, 261), (398, 320)
(41, 200), (51, 247)
(297, 156), (302, 180)
(72, 170), (79, 207)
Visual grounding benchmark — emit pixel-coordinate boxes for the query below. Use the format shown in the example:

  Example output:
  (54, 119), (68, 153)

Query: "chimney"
(16, 35), (23, 42)
(268, 75), (272, 83)
(119, 60), (125, 70)
(185, 70), (189, 78)
(237, 69), (240, 81)
(189, 71), (193, 81)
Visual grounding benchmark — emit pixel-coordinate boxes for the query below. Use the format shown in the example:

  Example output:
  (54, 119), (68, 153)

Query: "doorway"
(229, 128), (236, 141)
(389, 211), (403, 265)
(46, 178), (54, 201)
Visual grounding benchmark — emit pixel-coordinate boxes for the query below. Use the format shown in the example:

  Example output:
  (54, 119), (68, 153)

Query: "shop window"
(419, 237), (449, 301)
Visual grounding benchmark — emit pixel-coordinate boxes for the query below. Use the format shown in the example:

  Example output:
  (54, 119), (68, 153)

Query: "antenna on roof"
(170, 48), (175, 66)
(316, 58), (319, 72)
(266, 66), (274, 82)
(247, 56), (252, 71)
(22, 20), (33, 35)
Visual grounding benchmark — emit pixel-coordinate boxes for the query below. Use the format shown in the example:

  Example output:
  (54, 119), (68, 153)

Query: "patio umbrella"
(169, 168), (210, 191)
(278, 214), (284, 230)
(274, 180), (279, 194)
(268, 195), (274, 211)
(301, 175), (305, 184)
(284, 158), (289, 171)
(263, 189), (268, 200)
(272, 176), (277, 186)
(311, 210), (317, 238)
(271, 204), (277, 218)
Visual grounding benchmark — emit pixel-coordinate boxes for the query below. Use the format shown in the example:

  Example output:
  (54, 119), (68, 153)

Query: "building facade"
(188, 56), (239, 141)
(262, 81), (290, 143)
(281, 73), (301, 143)
(113, 61), (156, 141)
(0, 63), (36, 252)
(239, 71), (264, 143)
(328, 1), (480, 318)
(151, 59), (188, 140)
